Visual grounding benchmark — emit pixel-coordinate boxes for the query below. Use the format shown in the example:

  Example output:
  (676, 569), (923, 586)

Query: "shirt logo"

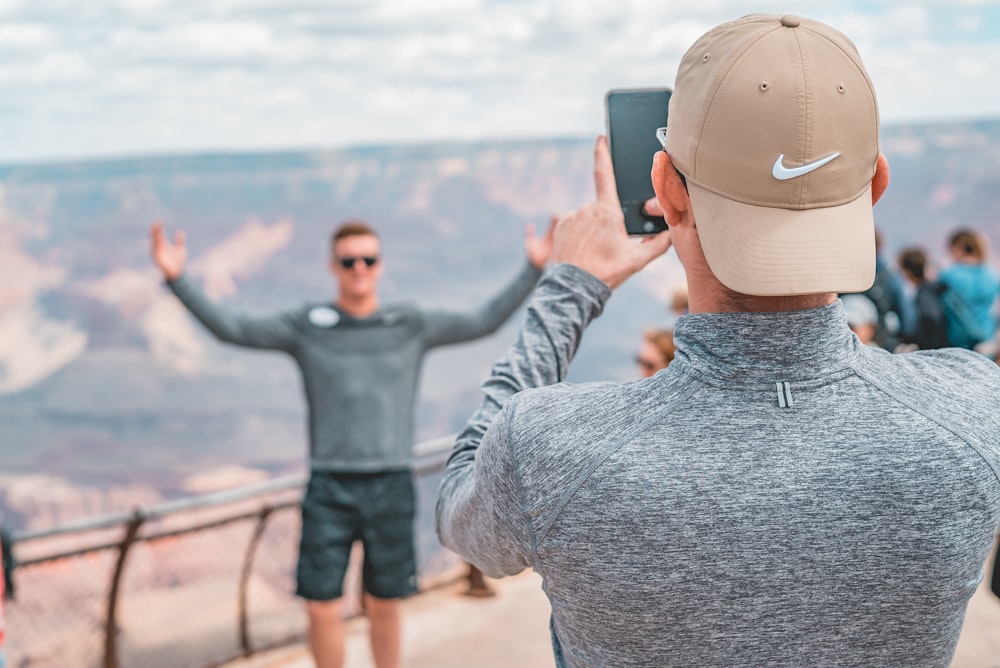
(771, 152), (840, 180)
(308, 306), (340, 328)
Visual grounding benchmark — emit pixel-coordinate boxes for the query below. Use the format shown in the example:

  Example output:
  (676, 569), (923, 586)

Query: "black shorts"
(296, 469), (418, 601)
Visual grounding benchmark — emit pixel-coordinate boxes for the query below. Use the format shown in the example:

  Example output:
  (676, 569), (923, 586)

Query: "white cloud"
(0, 23), (51, 50)
(11, 50), (92, 84)
(115, 0), (169, 10)
(0, 1), (998, 163)
(956, 13), (983, 32)
(863, 35), (1000, 121)
(367, 0), (485, 23)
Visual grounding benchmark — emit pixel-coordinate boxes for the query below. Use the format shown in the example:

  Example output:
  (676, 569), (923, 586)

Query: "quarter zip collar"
(672, 300), (862, 384)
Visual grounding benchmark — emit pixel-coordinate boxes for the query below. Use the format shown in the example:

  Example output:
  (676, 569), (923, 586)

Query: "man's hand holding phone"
(550, 136), (671, 290)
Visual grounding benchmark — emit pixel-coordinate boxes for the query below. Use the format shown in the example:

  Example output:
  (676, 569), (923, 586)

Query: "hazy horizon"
(2, 112), (999, 170)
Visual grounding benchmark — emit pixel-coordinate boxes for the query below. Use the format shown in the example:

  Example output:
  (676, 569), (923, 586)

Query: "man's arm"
(151, 221), (297, 351)
(435, 136), (672, 574)
(420, 262), (542, 348)
(167, 275), (298, 351)
(436, 264), (611, 576)
(420, 221), (554, 347)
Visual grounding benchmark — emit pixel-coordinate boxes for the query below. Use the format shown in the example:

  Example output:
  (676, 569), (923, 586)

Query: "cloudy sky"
(1, 0), (999, 164)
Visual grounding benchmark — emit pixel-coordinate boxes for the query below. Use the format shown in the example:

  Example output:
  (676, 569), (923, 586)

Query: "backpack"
(906, 282), (951, 350)
(863, 265), (903, 349)
(940, 287), (988, 349)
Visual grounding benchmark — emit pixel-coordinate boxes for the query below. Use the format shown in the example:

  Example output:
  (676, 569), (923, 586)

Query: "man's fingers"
(150, 222), (185, 251)
(525, 222), (537, 240)
(150, 221), (165, 247)
(636, 230), (673, 264)
(643, 198), (664, 217)
(593, 135), (619, 205)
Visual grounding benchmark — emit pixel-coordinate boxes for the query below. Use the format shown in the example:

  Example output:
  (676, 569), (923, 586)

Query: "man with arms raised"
(151, 218), (551, 668)
(438, 14), (1000, 667)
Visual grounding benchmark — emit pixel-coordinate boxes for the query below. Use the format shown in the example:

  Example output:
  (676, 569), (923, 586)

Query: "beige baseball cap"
(664, 14), (880, 296)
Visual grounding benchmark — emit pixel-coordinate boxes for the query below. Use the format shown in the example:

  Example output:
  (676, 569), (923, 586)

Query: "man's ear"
(651, 152), (690, 226)
(872, 152), (890, 205)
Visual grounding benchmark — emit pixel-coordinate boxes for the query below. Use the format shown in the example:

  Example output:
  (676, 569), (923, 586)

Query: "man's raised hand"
(525, 214), (558, 270)
(150, 221), (187, 281)
(550, 136), (672, 289)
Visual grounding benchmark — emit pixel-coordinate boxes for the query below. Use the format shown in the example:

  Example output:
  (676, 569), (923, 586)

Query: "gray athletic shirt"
(437, 263), (1000, 667)
(168, 262), (540, 472)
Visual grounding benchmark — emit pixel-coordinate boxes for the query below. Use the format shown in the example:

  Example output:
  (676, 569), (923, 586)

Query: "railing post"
(105, 509), (146, 668)
(238, 505), (274, 657)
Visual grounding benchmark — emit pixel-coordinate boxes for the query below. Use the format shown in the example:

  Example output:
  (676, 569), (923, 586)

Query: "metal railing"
(5, 436), (465, 668)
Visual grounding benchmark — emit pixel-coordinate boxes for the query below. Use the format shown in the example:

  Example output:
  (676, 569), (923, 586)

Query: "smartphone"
(605, 88), (672, 235)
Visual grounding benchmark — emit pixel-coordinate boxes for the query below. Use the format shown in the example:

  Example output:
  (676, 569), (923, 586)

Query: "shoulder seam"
(853, 361), (1000, 486)
(532, 372), (701, 545)
(502, 404), (546, 577)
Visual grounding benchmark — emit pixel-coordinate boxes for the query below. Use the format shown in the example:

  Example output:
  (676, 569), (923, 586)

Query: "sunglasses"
(336, 256), (379, 269)
(656, 126), (688, 190)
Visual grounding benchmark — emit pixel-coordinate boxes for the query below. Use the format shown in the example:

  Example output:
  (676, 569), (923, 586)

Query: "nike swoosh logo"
(771, 152), (840, 180)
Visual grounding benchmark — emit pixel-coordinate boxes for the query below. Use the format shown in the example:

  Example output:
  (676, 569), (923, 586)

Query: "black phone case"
(606, 88), (672, 236)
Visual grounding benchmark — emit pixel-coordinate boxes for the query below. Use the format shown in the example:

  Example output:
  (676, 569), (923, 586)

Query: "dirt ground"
(226, 565), (1000, 668)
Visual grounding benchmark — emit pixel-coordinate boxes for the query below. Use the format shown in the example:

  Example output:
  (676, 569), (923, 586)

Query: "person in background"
(939, 228), (1000, 350)
(151, 218), (552, 668)
(0, 529), (6, 668)
(978, 332), (1000, 361)
(896, 246), (950, 350)
(636, 328), (676, 377)
(858, 228), (906, 350)
(463, 564), (495, 598)
(667, 287), (689, 327)
(841, 293), (880, 346)
(436, 14), (1000, 666)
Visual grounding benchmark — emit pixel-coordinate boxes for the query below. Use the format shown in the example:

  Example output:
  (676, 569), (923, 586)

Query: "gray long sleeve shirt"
(168, 262), (540, 471)
(437, 263), (1000, 667)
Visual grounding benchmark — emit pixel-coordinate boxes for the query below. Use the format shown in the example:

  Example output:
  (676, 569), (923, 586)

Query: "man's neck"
(686, 265), (835, 314)
(712, 291), (837, 313)
(336, 294), (380, 318)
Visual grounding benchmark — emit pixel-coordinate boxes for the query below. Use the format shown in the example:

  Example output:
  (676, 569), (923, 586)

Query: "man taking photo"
(438, 14), (1000, 667)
